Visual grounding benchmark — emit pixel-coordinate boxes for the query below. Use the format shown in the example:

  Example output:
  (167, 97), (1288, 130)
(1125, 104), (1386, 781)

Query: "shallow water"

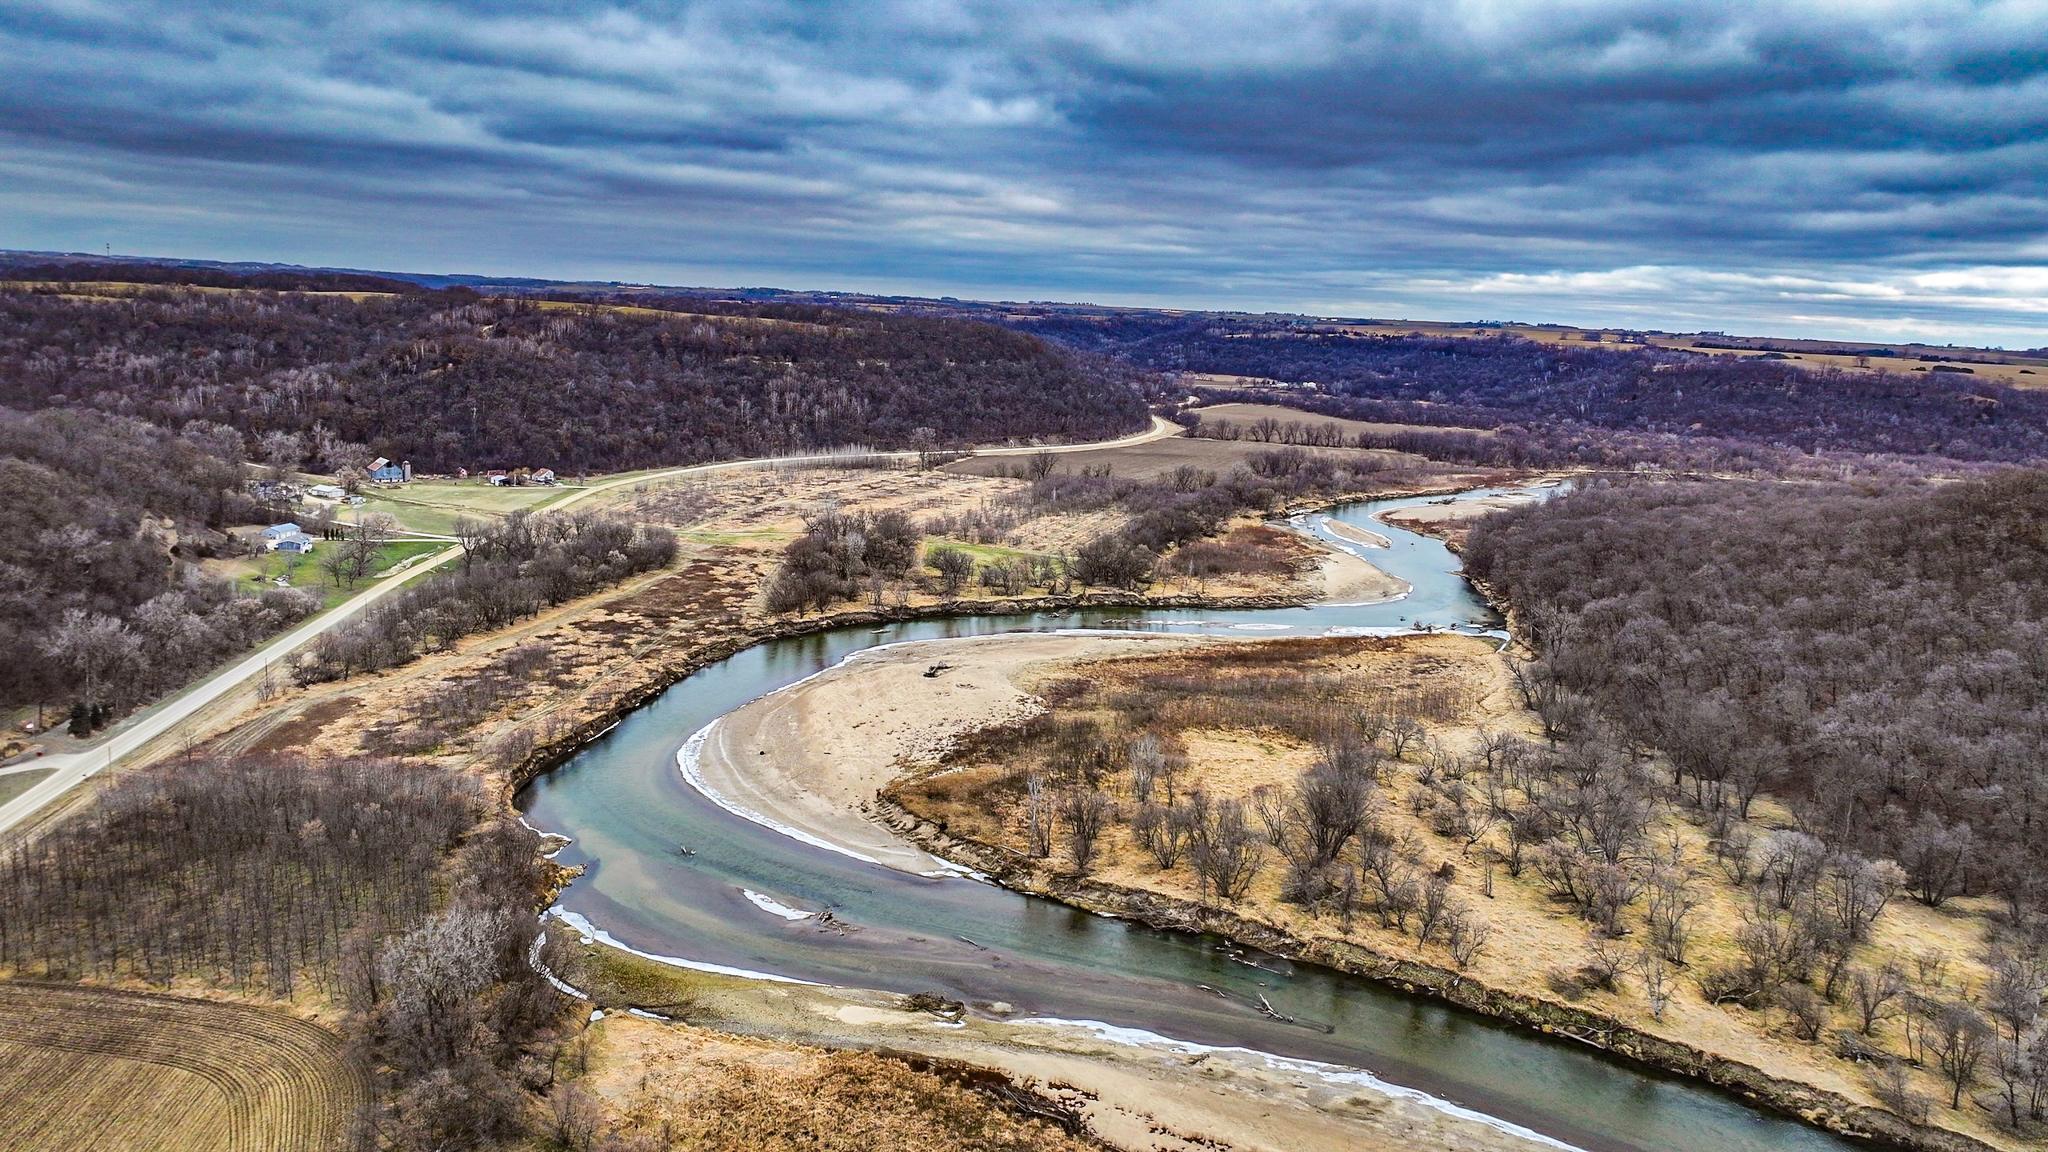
(520, 485), (1870, 1152)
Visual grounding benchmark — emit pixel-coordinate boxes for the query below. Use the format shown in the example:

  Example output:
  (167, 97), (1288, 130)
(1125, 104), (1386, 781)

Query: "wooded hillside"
(1464, 472), (2048, 916)
(0, 407), (317, 725)
(1013, 314), (2048, 470)
(0, 285), (1147, 475)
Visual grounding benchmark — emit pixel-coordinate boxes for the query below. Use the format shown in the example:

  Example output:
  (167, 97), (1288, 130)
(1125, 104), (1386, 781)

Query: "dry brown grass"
(944, 434), (1420, 483)
(1193, 401), (1498, 439)
(899, 634), (2026, 1150)
(580, 1015), (1102, 1152)
(0, 982), (363, 1152)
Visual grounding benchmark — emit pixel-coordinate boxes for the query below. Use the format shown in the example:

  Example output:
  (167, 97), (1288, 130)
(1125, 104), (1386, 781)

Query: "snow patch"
(517, 814), (573, 859)
(548, 906), (821, 986)
(742, 889), (814, 921)
(529, 929), (590, 1000)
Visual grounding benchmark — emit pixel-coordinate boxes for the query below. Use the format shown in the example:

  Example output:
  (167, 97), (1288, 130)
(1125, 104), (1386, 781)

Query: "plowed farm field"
(0, 982), (364, 1151)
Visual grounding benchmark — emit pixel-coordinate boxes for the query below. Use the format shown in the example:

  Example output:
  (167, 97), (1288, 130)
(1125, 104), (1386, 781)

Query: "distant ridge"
(3, 248), (2038, 361)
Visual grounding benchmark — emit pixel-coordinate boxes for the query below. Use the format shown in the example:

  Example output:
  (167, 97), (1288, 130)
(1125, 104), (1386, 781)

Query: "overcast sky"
(4, 1), (2045, 345)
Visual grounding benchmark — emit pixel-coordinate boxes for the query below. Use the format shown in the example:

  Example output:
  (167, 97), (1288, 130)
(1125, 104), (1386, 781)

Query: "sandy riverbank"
(570, 938), (1561, 1152)
(1379, 491), (1544, 544)
(685, 632), (1222, 875)
(1298, 524), (1408, 603)
(1323, 518), (1391, 549)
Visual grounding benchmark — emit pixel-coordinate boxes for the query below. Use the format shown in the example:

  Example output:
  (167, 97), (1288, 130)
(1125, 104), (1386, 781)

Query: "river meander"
(520, 484), (1873, 1152)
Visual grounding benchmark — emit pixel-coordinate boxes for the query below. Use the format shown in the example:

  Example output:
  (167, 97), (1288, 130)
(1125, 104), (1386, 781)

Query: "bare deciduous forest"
(1010, 313), (2048, 472)
(0, 285), (1149, 475)
(1464, 472), (2048, 918)
(0, 406), (318, 727)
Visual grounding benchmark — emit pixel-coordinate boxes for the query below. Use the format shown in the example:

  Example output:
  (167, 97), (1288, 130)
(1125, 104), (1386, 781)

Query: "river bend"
(520, 485), (1869, 1152)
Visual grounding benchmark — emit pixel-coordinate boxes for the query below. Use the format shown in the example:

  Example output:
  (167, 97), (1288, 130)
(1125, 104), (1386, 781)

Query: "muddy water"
(521, 485), (1869, 1152)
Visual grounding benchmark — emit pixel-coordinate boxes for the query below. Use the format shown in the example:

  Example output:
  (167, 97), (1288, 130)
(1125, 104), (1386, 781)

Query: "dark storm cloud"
(1, 1), (2045, 342)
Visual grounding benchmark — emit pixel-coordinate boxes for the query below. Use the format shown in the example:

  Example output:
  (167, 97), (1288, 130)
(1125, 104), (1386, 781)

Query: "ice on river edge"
(1017, 1017), (1590, 1152)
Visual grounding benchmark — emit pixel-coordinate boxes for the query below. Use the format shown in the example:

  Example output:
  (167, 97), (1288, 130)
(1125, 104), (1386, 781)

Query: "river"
(519, 484), (1873, 1152)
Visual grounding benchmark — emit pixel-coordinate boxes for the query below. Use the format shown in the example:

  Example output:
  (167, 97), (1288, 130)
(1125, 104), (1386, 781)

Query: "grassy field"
(922, 537), (1050, 566)
(353, 478), (581, 536)
(0, 769), (52, 807)
(0, 982), (364, 1151)
(213, 540), (445, 609)
(1191, 401), (1497, 439)
(944, 432), (1414, 482)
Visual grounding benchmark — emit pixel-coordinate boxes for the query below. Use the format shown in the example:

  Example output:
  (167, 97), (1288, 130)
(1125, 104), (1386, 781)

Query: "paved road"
(0, 416), (1180, 837)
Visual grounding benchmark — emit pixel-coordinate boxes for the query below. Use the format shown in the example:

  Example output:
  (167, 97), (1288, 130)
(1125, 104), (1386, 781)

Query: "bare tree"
(1851, 960), (1909, 1035)
(1638, 945), (1675, 1020)
(1024, 772), (1054, 858)
(928, 545), (976, 595)
(1291, 739), (1380, 867)
(1447, 906), (1492, 970)
(1900, 813), (1974, 907)
(1928, 1001), (1993, 1109)
(1870, 1060), (1931, 1124)
(454, 516), (491, 572)
(1821, 851), (1905, 940)
(1646, 862), (1702, 964)
(1191, 799), (1264, 901)
(1986, 947), (2046, 1048)
(379, 905), (512, 1071)
(1060, 788), (1110, 875)
(1128, 733), (1165, 805)
(1416, 873), (1454, 944)
(1778, 983), (1829, 1042)
(1132, 802), (1188, 869)
(546, 1082), (603, 1152)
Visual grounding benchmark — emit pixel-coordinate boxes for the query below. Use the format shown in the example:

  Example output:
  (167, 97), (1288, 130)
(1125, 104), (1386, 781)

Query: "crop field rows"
(0, 983), (363, 1151)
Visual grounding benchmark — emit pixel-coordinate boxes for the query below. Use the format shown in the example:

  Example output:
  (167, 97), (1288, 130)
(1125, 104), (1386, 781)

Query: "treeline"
(300, 510), (676, 682)
(1008, 312), (2048, 469)
(1193, 413), (1546, 471)
(0, 406), (318, 729)
(0, 282), (1147, 475)
(3, 258), (426, 293)
(1464, 472), (2048, 917)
